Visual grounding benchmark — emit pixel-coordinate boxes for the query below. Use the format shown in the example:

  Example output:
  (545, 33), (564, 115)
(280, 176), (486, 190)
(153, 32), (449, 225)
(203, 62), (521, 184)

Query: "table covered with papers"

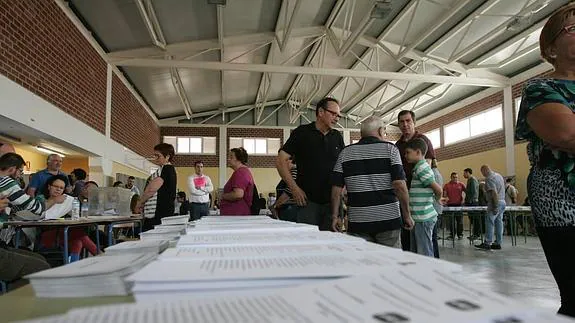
(7, 214), (572, 323)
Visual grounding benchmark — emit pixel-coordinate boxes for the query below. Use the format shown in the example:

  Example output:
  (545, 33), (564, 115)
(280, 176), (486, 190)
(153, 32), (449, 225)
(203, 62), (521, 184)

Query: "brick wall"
(161, 127), (219, 167)
(111, 75), (160, 158)
(0, 0), (159, 159)
(227, 128), (284, 168)
(0, 0), (106, 133)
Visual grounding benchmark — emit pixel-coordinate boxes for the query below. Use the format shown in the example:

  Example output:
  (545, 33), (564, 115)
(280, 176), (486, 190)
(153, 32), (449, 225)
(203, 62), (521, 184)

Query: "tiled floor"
(438, 235), (560, 312)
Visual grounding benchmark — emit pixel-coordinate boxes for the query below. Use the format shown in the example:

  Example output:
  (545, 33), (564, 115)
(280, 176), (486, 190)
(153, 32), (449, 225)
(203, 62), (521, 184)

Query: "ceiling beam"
(111, 58), (508, 87)
(326, 0), (420, 111)
(135, 0), (193, 118)
(217, 5), (226, 108)
(158, 99), (286, 124)
(106, 26), (325, 60)
(343, 0), (496, 118)
(54, 0), (158, 123)
(283, 0), (347, 117)
(448, 0), (553, 63)
(470, 18), (547, 67)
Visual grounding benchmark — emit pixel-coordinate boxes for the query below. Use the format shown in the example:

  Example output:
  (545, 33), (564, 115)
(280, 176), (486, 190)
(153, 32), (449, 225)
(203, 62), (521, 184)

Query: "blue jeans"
(191, 203), (209, 221)
(485, 200), (506, 244)
(412, 218), (437, 257)
(432, 215), (441, 258)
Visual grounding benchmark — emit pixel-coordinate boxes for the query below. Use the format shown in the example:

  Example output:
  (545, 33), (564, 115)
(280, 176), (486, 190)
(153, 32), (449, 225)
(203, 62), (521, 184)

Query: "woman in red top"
(39, 175), (100, 261)
(220, 147), (255, 216)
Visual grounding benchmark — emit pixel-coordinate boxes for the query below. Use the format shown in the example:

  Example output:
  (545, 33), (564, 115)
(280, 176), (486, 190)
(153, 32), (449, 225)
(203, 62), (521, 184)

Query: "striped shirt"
(0, 175), (45, 219)
(332, 137), (405, 227)
(409, 160), (438, 222)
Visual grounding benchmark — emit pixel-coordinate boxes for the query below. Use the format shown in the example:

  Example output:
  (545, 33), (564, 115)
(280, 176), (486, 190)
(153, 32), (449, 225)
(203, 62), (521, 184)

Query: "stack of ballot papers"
(160, 215), (189, 225)
(25, 253), (157, 298)
(21, 267), (575, 323)
(188, 221), (317, 234)
(139, 225), (186, 242)
(127, 247), (462, 301)
(176, 230), (365, 247)
(104, 239), (169, 256)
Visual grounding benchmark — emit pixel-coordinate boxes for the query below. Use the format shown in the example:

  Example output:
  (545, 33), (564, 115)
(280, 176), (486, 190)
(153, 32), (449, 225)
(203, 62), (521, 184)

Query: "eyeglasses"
(554, 24), (575, 41)
(322, 108), (342, 118)
(563, 24), (575, 35)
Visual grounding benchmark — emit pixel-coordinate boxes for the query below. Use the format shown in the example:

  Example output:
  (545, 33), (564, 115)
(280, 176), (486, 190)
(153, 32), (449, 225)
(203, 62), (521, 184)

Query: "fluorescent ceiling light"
(36, 146), (66, 157)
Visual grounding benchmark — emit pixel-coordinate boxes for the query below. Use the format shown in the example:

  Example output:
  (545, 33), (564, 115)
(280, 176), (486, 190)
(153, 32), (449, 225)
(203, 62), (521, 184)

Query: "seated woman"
(38, 175), (100, 261)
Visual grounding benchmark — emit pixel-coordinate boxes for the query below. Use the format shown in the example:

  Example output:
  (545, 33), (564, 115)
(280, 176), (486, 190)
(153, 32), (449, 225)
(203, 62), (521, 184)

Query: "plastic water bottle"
(80, 199), (89, 218)
(71, 198), (80, 220)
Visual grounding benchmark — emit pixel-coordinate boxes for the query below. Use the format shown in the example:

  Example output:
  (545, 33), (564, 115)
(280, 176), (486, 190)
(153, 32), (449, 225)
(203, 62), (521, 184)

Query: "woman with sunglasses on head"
(516, 3), (575, 317)
(136, 143), (177, 232)
(39, 175), (100, 262)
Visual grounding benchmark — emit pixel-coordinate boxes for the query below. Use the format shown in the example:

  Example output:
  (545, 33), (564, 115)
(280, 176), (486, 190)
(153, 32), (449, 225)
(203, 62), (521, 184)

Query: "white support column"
(105, 64), (113, 138)
(88, 156), (113, 186)
(503, 86), (515, 176)
(218, 126), (228, 188)
(343, 130), (351, 145)
(283, 128), (291, 144)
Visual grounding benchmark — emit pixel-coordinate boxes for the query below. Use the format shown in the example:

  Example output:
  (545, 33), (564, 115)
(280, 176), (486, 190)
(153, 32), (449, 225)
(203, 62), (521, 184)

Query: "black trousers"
(537, 226), (575, 317)
(446, 205), (463, 237)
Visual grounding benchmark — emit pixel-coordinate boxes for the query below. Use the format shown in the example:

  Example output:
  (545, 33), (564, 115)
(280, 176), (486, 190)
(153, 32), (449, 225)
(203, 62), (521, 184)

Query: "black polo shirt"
(395, 131), (435, 187)
(281, 122), (344, 204)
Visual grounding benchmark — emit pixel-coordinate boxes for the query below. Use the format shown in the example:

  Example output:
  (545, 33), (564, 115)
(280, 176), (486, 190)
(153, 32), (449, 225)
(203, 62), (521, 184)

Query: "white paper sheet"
(26, 253), (156, 279)
(187, 222), (317, 234)
(54, 268), (571, 323)
(176, 231), (364, 247)
(160, 241), (399, 260)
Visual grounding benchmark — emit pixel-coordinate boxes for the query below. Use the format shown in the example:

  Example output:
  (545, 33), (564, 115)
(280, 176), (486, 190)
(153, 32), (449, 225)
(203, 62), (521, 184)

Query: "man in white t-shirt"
(188, 161), (214, 220)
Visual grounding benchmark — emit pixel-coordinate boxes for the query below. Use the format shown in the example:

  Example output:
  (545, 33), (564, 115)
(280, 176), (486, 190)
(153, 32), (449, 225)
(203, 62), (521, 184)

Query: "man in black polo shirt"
(395, 110), (436, 251)
(331, 117), (413, 247)
(277, 97), (344, 231)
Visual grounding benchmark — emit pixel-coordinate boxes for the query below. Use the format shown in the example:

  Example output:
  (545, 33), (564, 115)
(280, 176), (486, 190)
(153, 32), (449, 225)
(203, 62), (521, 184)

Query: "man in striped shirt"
(405, 139), (444, 257)
(0, 153), (54, 282)
(331, 117), (413, 248)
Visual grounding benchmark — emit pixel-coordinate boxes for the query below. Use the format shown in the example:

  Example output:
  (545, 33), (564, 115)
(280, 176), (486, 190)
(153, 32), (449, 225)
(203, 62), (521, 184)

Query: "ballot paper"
(139, 227), (183, 242)
(198, 215), (276, 222)
(25, 253), (156, 298)
(128, 250), (461, 301)
(176, 230), (364, 247)
(160, 215), (189, 225)
(104, 239), (169, 256)
(160, 241), (400, 260)
(188, 222), (317, 234)
(26, 268), (573, 323)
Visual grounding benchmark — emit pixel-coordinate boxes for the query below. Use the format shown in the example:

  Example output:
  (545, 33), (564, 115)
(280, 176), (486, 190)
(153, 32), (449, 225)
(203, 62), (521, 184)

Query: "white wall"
(0, 74), (153, 177)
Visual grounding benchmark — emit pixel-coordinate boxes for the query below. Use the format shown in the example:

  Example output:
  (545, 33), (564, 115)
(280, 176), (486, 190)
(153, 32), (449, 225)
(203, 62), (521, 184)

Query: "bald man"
(0, 143), (15, 157)
(330, 116), (412, 248)
(475, 165), (506, 251)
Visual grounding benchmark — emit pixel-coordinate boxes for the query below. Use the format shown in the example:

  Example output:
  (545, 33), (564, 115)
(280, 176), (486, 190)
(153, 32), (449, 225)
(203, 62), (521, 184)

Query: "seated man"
(0, 153), (56, 282)
(176, 192), (191, 217)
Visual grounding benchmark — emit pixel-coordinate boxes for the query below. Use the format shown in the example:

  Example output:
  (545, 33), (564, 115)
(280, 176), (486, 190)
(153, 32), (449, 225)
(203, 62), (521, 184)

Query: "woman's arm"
(140, 177), (164, 203)
(221, 188), (244, 201)
(527, 103), (575, 153)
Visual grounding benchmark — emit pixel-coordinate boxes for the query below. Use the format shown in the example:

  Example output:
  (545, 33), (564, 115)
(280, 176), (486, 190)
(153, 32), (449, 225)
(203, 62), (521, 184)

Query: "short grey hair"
(360, 116), (384, 137)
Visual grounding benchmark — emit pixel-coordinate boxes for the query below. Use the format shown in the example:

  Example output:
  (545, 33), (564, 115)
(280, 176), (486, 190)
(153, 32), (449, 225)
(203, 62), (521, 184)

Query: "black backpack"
(250, 183), (261, 215)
